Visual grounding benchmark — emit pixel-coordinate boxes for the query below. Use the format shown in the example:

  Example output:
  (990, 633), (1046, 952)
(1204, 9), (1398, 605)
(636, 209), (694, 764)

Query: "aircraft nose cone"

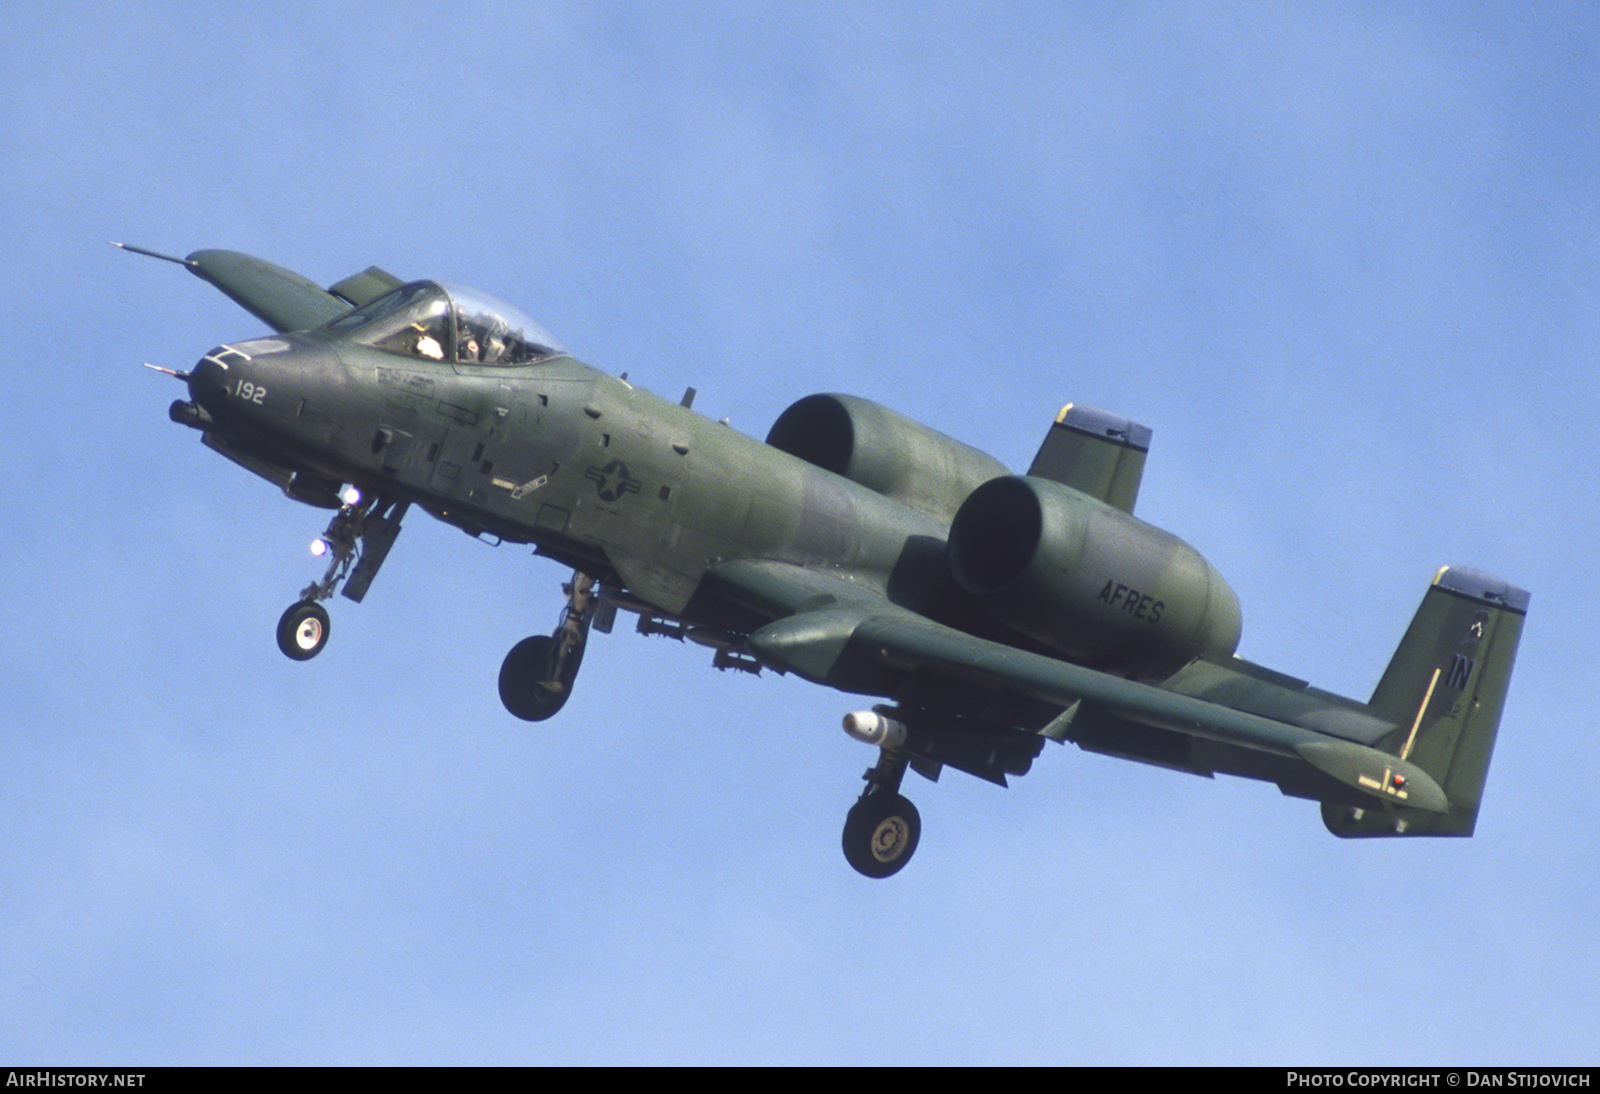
(187, 349), (231, 414)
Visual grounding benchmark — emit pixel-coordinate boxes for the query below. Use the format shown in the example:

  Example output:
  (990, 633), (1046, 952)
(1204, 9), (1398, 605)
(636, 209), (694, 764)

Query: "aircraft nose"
(188, 339), (291, 420)
(183, 334), (337, 435)
(187, 347), (235, 415)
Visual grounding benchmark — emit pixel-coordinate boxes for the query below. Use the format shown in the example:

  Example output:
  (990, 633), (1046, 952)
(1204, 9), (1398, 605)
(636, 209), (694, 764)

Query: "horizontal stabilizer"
(1296, 739), (1447, 813)
(1027, 404), (1151, 512)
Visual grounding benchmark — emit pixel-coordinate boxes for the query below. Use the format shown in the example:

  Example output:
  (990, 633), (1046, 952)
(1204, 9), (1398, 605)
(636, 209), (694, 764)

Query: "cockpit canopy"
(325, 280), (566, 365)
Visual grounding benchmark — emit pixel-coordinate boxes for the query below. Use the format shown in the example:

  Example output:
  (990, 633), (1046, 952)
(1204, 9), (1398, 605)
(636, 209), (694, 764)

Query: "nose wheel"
(277, 601), (330, 660)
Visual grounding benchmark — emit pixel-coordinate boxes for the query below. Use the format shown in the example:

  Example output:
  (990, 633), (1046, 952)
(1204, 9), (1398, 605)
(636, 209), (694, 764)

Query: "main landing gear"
(498, 570), (601, 721)
(842, 750), (921, 879)
(275, 492), (407, 661)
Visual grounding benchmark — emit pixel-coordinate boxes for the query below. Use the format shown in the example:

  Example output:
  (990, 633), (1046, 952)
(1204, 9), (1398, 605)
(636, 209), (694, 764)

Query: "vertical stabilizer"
(1026, 404), (1150, 513)
(1323, 566), (1529, 837)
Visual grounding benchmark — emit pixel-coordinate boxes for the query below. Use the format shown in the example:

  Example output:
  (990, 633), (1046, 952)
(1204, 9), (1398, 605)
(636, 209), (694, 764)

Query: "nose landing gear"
(274, 493), (407, 660)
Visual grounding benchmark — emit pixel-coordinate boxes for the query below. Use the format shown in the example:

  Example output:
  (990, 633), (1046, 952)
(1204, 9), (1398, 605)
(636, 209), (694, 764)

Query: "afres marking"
(1096, 579), (1165, 624)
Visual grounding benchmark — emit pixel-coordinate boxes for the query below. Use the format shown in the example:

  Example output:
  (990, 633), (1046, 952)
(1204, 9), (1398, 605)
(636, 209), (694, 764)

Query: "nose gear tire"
(277, 601), (330, 661)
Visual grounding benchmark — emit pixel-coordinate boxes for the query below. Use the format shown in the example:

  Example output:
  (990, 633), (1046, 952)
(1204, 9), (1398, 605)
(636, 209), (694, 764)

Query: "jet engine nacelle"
(947, 475), (1242, 676)
(767, 393), (1008, 520)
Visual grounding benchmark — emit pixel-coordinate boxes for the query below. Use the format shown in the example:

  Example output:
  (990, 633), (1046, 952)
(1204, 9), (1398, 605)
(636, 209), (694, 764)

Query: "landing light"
(341, 486), (362, 507)
(311, 538), (329, 558)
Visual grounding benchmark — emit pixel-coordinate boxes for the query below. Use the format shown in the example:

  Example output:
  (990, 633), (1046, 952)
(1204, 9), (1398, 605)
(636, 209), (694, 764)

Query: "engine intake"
(948, 476), (1241, 676)
(767, 394), (1007, 519)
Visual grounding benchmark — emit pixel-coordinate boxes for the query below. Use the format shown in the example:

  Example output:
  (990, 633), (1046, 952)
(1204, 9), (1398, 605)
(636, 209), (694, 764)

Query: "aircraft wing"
(119, 244), (404, 332)
(731, 560), (1451, 816)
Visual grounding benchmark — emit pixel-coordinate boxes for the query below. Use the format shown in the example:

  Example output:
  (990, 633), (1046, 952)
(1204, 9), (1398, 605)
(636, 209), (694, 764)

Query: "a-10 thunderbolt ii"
(129, 244), (1528, 878)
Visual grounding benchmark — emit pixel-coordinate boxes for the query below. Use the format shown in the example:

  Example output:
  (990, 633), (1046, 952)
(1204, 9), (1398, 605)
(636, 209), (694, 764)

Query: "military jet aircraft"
(129, 244), (1528, 878)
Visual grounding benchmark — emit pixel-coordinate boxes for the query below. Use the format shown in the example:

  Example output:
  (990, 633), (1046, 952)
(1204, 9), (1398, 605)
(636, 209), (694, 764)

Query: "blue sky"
(2, 1), (1594, 1064)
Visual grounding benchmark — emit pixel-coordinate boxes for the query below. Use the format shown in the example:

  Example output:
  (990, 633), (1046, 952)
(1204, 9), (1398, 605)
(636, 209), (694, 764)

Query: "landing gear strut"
(499, 570), (600, 721)
(842, 750), (921, 878)
(274, 493), (407, 661)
